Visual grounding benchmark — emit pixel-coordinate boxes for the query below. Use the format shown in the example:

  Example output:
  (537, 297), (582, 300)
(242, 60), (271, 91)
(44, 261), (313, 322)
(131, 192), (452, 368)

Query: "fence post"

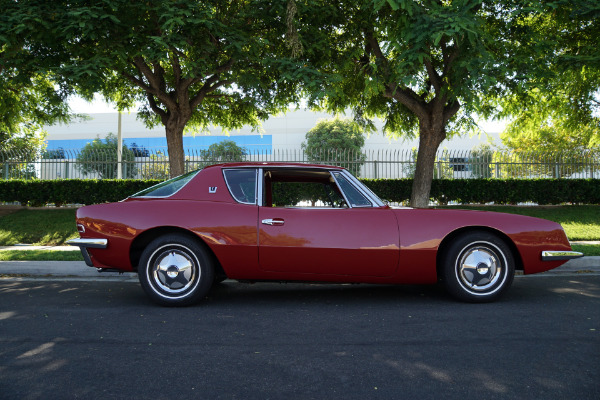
(65, 160), (69, 179)
(374, 160), (378, 179)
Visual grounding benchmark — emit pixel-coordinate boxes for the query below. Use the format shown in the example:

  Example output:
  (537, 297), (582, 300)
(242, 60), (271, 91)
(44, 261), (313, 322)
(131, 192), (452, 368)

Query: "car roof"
(202, 162), (346, 170)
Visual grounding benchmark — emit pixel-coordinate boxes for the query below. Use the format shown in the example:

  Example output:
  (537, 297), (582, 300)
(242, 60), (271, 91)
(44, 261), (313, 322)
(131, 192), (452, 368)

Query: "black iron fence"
(1, 148), (598, 180)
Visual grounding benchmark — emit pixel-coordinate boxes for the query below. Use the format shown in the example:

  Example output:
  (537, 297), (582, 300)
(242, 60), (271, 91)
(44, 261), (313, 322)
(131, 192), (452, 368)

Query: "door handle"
(262, 218), (284, 226)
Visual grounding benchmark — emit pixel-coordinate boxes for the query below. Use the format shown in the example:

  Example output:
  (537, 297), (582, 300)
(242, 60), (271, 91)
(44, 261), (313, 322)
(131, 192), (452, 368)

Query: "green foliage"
(0, 178), (598, 207)
(0, 4), (72, 155)
(302, 118), (367, 175)
(493, 1), (600, 140)
(500, 117), (600, 178)
(290, 0), (599, 207)
(271, 181), (347, 208)
(0, 250), (84, 261)
(0, 209), (78, 245)
(0, 179), (160, 207)
(2, 0), (299, 176)
(469, 144), (495, 179)
(76, 133), (137, 179)
(361, 178), (600, 206)
(140, 152), (171, 181)
(198, 140), (247, 167)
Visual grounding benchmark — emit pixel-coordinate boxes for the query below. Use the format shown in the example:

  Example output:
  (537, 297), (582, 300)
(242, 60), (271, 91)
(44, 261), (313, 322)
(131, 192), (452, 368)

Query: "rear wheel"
(138, 234), (214, 306)
(441, 231), (515, 303)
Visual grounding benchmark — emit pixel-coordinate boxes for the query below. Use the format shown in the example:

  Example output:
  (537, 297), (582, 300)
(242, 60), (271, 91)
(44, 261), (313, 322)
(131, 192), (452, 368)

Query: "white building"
(44, 108), (501, 153)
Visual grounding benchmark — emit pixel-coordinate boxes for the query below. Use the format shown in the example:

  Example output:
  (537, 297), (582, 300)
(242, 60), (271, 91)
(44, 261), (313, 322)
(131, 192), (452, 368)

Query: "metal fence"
(1, 148), (598, 180)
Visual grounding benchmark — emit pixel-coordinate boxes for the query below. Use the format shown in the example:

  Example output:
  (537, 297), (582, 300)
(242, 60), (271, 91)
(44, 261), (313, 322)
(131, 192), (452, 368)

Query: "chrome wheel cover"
(148, 244), (200, 297)
(455, 242), (506, 295)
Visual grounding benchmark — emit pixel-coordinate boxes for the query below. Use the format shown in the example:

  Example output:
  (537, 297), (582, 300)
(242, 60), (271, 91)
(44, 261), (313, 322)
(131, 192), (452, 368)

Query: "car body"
(68, 162), (583, 305)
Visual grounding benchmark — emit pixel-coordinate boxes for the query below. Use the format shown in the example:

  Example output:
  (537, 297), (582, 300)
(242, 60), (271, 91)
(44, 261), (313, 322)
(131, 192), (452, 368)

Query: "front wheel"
(138, 234), (214, 306)
(441, 231), (515, 303)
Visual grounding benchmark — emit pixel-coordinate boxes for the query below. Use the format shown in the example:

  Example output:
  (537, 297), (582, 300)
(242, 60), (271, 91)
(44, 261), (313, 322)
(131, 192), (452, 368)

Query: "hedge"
(362, 178), (600, 205)
(0, 179), (160, 206)
(0, 178), (598, 206)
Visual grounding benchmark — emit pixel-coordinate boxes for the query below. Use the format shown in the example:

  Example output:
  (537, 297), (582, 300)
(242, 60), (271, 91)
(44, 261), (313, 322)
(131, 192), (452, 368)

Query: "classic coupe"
(68, 162), (582, 306)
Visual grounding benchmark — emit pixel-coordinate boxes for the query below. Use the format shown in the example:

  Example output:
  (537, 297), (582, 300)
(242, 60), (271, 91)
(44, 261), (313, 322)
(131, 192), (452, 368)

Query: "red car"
(68, 162), (582, 306)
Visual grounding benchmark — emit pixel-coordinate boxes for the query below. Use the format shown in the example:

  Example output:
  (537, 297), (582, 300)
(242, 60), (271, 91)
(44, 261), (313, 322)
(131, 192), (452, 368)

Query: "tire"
(441, 231), (515, 303)
(138, 233), (214, 306)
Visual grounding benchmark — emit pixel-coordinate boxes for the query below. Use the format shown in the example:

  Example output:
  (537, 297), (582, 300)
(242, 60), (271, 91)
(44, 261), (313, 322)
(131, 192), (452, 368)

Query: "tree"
(302, 118), (366, 176)
(0, 2), (73, 157)
(496, 0), (600, 144)
(469, 143), (495, 179)
(76, 134), (136, 179)
(291, 0), (599, 207)
(499, 117), (599, 178)
(199, 140), (247, 164)
(2, 0), (298, 178)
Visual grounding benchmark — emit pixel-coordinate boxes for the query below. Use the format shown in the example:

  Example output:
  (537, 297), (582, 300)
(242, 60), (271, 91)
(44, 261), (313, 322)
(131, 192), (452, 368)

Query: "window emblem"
(209, 186), (217, 194)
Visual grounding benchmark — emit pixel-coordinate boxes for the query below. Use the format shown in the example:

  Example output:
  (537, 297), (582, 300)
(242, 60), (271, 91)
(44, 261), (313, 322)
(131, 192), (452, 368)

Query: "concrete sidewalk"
(0, 261), (137, 279)
(1, 257), (599, 279)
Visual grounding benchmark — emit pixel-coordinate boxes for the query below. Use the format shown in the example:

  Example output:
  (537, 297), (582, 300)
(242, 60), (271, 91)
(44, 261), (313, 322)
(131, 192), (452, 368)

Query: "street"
(1, 275), (599, 400)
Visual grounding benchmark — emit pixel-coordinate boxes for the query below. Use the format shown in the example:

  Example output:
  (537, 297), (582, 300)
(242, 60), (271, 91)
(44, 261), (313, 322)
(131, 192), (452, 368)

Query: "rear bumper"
(541, 250), (584, 261)
(66, 238), (108, 267)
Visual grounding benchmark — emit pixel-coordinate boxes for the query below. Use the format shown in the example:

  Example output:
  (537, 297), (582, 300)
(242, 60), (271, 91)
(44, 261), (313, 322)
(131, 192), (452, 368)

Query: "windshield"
(131, 170), (199, 198)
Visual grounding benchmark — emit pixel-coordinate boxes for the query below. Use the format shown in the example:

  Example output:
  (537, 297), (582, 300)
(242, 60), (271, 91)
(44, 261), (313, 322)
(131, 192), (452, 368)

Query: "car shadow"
(206, 280), (450, 306)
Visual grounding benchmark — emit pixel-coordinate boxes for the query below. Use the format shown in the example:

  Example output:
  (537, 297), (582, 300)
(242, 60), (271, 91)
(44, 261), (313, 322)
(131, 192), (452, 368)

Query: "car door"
(258, 169), (399, 277)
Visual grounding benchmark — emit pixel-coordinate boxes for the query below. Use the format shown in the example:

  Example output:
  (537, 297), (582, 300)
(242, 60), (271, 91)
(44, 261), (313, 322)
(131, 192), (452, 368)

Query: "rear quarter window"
(131, 170), (199, 198)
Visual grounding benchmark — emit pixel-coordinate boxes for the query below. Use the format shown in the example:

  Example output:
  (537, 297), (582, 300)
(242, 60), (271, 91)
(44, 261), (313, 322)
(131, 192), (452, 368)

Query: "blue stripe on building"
(45, 135), (273, 153)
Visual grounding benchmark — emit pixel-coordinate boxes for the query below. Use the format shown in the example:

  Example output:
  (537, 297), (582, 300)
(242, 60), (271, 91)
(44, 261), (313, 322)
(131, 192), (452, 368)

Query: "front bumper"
(541, 250), (584, 261)
(66, 238), (108, 267)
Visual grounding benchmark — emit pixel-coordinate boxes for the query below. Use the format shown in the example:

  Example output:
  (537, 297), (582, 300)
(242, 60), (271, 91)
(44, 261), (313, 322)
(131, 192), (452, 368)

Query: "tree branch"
(190, 79), (234, 109)
(443, 99), (461, 124)
(442, 43), (460, 78)
(132, 56), (178, 110)
(147, 93), (168, 120)
(424, 55), (442, 93)
(364, 28), (390, 78)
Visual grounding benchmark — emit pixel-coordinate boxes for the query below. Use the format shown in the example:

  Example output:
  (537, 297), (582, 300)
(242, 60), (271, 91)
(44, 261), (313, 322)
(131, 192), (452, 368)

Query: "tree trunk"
(164, 113), (188, 178)
(410, 118), (447, 208)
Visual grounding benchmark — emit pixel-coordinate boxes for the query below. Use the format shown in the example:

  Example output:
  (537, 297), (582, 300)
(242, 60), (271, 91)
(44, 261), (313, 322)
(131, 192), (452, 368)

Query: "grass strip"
(571, 244), (600, 257)
(0, 209), (79, 246)
(0, 250), (84, 261)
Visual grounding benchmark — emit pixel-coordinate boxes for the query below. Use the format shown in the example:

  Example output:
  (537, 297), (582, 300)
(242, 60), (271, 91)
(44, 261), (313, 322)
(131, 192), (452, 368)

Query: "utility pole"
(117, 111), (123, 179)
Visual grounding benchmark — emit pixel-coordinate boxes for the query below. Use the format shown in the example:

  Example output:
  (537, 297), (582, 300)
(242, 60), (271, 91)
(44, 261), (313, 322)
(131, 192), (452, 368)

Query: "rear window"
(223, 169), (257, 204)
(131, 170), (199, 198)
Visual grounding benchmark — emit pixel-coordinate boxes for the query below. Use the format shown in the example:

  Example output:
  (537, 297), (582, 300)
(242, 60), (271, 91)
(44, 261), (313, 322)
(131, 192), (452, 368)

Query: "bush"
(0, 178), (598, 206)
(0, 179), (160, 206)
(361, 178), (600, 205)
(302, 118), (367, 176)
(76, 133), (137, 179)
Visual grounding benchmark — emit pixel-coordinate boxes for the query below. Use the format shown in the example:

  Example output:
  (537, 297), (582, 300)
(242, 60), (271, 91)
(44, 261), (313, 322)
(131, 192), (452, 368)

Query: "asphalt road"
(0, 275), (598, 400)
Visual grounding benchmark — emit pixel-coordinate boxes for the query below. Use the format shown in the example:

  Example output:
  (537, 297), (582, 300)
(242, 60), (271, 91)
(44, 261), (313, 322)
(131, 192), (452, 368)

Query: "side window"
(332, 172), (372, 207)
(271, 181), (347, 208)
(224, 169), (257, 204)
(263, 169), (348, 208)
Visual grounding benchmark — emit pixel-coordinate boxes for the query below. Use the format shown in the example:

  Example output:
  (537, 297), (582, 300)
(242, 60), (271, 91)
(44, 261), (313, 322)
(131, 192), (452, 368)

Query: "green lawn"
(0, 206), (597, 261)
(0, 209), (79, 245)
(0, 250), (84, 261)
(571, 244), (600, 257)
